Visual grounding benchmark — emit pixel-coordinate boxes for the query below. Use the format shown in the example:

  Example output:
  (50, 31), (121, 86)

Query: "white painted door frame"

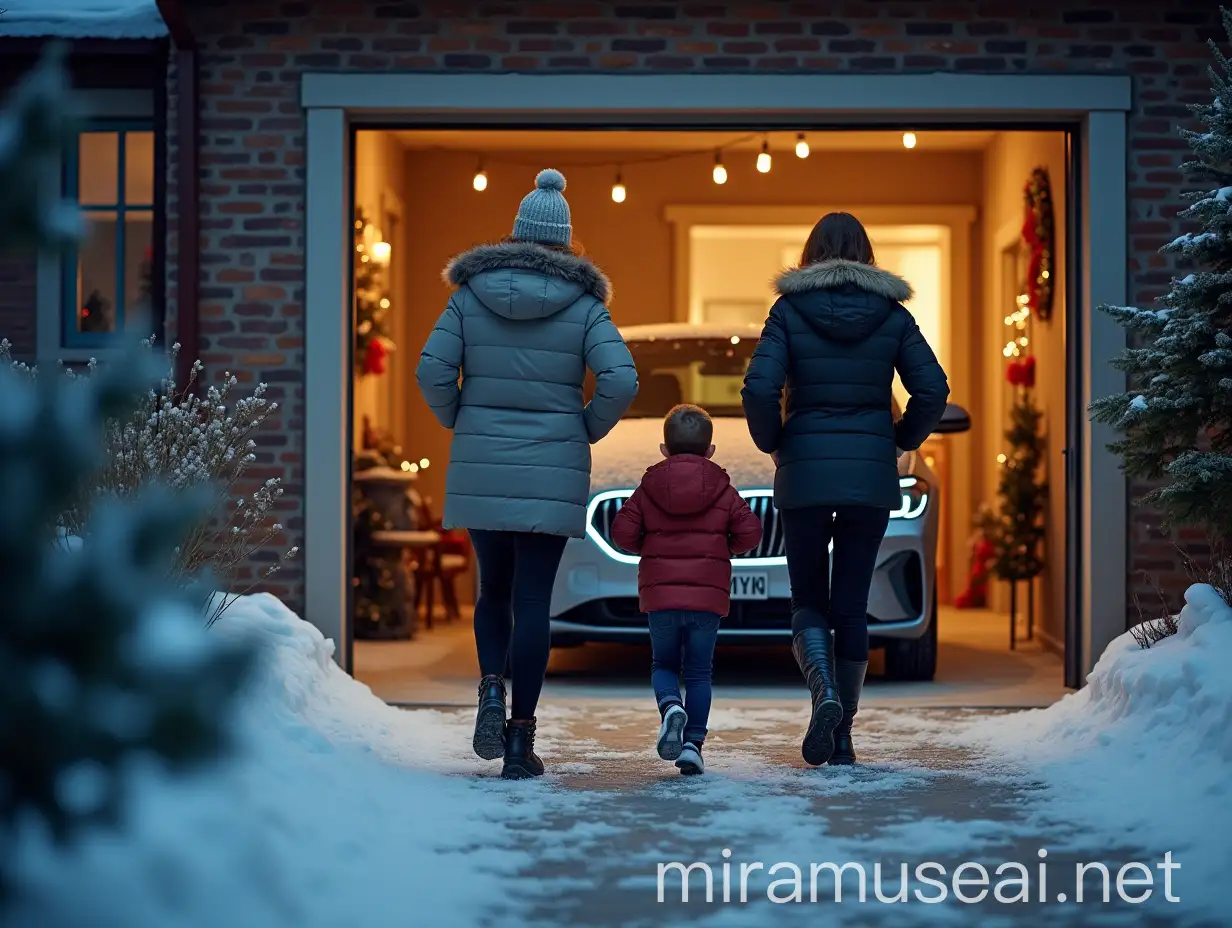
(302, 72), (1130, 681)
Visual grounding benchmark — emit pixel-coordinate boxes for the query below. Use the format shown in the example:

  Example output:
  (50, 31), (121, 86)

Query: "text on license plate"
(730, 572), (769, 600)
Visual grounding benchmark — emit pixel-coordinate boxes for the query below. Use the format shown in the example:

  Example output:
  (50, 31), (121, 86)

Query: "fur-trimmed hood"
(773, 259), (914, 343)
(774, 259), (913, 303)
(445, 241), (611, 301)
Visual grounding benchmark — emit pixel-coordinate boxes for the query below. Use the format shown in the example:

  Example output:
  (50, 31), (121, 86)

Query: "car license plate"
(730, 572), (769, 600)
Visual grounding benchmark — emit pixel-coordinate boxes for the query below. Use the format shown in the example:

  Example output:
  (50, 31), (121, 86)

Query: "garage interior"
(347, 127), (1071, 707)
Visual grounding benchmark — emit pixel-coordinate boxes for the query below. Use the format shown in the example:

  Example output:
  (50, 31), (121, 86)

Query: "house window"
(62, 127), (156, 348)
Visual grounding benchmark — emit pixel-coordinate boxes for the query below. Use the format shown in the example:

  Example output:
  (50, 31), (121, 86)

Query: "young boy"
(610, 404), (763, 775)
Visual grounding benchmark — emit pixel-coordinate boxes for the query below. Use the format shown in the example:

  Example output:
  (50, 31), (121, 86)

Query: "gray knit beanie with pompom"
(512, 168), (571, 247)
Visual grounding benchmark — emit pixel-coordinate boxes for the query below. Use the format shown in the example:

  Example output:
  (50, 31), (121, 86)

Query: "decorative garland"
(1021, 166), (1056, 322)
(353, 207), (395, 377)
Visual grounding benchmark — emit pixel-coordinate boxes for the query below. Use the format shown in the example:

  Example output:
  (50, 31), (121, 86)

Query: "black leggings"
(468, 529), (568, 720)
(780, 505), (891, 662)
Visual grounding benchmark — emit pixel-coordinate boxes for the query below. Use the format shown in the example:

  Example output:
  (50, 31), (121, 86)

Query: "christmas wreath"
(354, 207), (396, 377)
(1021, 167), (1055, 321)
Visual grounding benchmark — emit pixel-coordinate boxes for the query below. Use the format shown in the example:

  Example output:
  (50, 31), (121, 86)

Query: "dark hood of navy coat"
(416, 241), (638, 537)
(740, 258), (949, 510)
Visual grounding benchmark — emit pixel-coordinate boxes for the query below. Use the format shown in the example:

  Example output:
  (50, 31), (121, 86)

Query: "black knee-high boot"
(829, 660), (867, 765)
(790, 627), (843, 766)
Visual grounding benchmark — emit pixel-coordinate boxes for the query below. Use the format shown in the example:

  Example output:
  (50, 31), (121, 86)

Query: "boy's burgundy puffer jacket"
(610, 455), (763, 617)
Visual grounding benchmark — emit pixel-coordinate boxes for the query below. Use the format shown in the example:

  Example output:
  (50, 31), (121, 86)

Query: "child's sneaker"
(656, 703), (688, 760)
(676, 742), (704, 776)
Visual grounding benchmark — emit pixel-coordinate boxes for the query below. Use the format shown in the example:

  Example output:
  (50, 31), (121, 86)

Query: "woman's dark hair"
(502, 235), (585, 257)
(799, 212), (875, 267)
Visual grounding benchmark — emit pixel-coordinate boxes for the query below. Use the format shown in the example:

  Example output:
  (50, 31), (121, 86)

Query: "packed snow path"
(436, 704), (1204, 927)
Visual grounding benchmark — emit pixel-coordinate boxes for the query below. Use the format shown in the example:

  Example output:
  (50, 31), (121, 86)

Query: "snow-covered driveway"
(439, 703), (1208, 927)
(12, 591), (1226, 928)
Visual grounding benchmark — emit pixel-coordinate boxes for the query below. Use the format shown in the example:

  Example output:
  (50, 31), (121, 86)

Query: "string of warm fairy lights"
(463, 131), (922, 202)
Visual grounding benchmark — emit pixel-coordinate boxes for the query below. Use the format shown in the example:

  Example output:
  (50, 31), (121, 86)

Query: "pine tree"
(1091, 8), (1232, 537)
(353, 207), (394, 377)
(994, 394), (1048, 581)
(0, 46), (253, 890)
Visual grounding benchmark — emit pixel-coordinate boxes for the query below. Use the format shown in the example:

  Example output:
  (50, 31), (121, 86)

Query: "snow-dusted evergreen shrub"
(1090, 8), (1232, 537)
(0, 339), (300, 626)
(0, 45), (252, 894)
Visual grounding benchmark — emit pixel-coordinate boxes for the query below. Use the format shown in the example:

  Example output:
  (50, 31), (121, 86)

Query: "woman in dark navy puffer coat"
(741, 212), (949, 768)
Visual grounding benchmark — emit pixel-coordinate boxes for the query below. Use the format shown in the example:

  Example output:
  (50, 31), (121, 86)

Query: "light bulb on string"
(472, 160), (488, 191)
(795, 133), (809, 158)
(712, 151), (727, 185)
(611, 170), (626, 203)
(756, 138), (772, 173)
(902, 131), (917, 149)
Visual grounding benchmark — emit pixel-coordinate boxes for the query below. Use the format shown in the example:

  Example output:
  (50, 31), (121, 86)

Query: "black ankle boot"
(791, 627), (843, 766)
(502, 718), (544, 779)
(829, 660), (867, 766)
(473, 674), (507, 760)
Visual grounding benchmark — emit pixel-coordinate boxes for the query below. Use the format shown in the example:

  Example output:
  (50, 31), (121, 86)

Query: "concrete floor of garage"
(355, 605), (1068, 709)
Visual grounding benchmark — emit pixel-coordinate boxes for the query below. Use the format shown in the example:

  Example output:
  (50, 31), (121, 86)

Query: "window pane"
(125, 131), (155, 206)
(77, 211), (118, 333)
(125, 210), (155, 338)
(78, 132), (119, 206)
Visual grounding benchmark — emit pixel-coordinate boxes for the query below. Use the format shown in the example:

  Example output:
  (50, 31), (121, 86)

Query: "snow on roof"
(0, 0), (168, 39)
(619, 322), (765, 342)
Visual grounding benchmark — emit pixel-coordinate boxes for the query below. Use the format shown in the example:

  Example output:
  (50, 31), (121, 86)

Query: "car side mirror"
(933, 403), (971, 435)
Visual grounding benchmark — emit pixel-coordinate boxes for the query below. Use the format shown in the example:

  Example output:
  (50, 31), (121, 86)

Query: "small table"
(371, 529), (443, 629)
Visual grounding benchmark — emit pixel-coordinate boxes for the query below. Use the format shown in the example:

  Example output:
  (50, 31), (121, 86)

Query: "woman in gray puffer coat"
(417, 169), (638, 780)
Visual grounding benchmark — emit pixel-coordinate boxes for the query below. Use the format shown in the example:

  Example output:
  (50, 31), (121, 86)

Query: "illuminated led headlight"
(891, 476), (929, 519)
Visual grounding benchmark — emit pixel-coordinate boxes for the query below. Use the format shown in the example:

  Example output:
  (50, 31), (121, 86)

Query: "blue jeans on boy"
(648, 610), (720, 746)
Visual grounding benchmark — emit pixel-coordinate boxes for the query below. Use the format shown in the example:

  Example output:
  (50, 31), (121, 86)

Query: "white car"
(548, 323), (970, 681)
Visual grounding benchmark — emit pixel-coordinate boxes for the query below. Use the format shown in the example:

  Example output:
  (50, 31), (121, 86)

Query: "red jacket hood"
(638, 455), (732, 516)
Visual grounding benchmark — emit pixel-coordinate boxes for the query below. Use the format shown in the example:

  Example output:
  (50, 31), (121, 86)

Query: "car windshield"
(623, 336), (757, 418)
(611, 334), (904, 421)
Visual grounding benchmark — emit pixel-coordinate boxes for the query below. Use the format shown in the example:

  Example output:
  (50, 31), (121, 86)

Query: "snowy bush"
(0, 337), (298, 626)
(0, 48), (253, 898)
(1090, 8), (1232, 539)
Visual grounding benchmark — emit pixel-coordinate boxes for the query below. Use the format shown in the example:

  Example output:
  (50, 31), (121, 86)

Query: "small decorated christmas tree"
(993, 394), (1048, 581)
(1090, 8), (1232, 538)
(353, 207), (395, 377)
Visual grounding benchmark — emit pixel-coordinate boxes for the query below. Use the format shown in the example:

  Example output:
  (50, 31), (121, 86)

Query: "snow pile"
(956, 584), (1232, 905)
(8, 595), (521, 928)
(0, 1), (167, 38)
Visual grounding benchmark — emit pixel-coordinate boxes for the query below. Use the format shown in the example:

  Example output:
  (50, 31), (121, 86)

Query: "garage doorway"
(301, 72), (1130, 701)
(341, 126), (1074, 707)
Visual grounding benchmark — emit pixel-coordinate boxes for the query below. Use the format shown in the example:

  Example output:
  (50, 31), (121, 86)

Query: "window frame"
(60, 122), (156, 350)
(34, 87), (158, 364)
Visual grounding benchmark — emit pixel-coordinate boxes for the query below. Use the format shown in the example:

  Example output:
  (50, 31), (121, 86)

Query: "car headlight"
(891, 476), (929, 520)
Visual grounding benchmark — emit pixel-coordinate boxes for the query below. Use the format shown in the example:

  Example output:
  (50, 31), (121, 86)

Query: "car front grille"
(590, 491), (785, 560)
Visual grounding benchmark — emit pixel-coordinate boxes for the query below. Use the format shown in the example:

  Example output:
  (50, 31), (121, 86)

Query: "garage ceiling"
(391, 129), (996, 154)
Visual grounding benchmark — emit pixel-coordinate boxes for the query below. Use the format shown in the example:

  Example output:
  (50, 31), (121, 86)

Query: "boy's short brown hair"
(663, 404), (713, 456)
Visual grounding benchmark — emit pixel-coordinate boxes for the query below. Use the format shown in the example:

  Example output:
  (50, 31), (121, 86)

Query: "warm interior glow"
(370, 241), (391, 265)
(712, 161), (727, 185)
(756, 143), (771, 173)
(472, 170), (488, 191)
(611, 179), (626, 203)
(902, 131), (918, 149)
(795, 134), (809, 158)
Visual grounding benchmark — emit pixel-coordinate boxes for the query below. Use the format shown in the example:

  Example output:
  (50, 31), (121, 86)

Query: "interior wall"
(978, 131), (1068, 651)
(353, 132), (409, 451)
(397, 145), (983, 546)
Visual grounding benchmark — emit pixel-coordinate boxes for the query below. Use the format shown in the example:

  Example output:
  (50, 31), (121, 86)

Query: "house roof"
(0, 1), (167, 39)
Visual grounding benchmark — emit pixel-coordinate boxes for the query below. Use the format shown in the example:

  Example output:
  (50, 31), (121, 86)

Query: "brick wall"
(178, 0), (1223, 620)
(0, 254), (37, 362)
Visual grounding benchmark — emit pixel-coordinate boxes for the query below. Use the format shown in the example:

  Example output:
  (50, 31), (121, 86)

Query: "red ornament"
(362, 338), (387, 376)
(1006, 355), (1036, 389)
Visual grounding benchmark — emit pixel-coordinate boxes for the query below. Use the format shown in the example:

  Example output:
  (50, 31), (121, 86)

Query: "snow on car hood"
(590, 418), (773, 493)
(589, 417), (914, 494)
